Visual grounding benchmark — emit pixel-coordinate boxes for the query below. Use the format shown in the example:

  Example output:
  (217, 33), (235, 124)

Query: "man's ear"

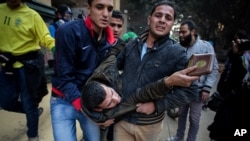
(147, 16), (151, 25)
(93, 108), (103, 112)
(191, 29), (196, 36)
(87, 4), (90, 15)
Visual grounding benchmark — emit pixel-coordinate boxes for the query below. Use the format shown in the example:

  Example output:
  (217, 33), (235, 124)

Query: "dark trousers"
(0, 68), (39, 137)
(208, 92), (250, 141)
(106, 124), (114, 140)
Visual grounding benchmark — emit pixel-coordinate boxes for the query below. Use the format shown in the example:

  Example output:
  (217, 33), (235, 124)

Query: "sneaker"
(38, 107), (43, 116)
(167, 136), (184, 141)
(28, 136), (39, 141)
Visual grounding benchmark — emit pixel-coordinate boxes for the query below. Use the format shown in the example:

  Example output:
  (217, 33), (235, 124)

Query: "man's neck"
(188, 36), (196, 47)
(146, 34), (157, 48)
(93, 27), (104, 41)
(7, 2), (23, 9)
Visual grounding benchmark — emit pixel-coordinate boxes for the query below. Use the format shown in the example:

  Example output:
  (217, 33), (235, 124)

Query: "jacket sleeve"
(200, 43), (219, 93)
(155, 83), (199, 114)
(34, 13), (55, 50)
(86, 43), (125, 89)
(86, 55), (117, 85)
(53, 25), (82, 103)
(155, 48), (199, 113)
(81, 78), (172, 123)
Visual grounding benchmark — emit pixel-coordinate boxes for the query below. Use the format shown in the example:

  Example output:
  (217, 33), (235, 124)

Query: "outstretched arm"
(81, 66), (200, 123)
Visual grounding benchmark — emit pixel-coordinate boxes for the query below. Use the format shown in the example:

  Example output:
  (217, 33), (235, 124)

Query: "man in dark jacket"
(81, 44), (200, 123)
(114, 1), (198, 141)
(81, 1), (198, 141)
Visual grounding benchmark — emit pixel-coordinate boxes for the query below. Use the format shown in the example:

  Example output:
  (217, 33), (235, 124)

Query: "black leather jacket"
(82, 42), (173, 123)
(81, 31), (198, 124)
(116, 31), (198, 125)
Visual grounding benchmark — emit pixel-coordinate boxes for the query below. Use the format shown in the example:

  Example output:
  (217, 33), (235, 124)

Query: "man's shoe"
(167, 136), (184, 141)
(28, 136), (39, 141)
(38, 107), (43, 116)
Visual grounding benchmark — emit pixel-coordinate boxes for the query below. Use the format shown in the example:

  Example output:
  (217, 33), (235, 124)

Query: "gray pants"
(176, 99), (203, 141)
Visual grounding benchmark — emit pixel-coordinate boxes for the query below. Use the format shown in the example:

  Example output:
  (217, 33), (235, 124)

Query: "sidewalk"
(0, 83), (215, 141)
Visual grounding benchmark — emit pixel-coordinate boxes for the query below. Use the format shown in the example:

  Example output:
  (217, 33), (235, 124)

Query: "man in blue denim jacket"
(168, 20), (219, 141)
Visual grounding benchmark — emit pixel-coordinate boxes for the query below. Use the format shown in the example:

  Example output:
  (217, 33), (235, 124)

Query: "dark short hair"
(112, 10), (124, 23)
(56, 4), (72, 15)
(180, 20), (197, 31)
(150, 0), (177, 20)
(81, 81), (106, 110)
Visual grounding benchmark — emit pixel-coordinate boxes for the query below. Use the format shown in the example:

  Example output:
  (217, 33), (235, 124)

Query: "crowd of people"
(0, 0), (249, 141)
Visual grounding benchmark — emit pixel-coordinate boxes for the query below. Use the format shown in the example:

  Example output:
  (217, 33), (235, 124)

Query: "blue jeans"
(50, 96), (100, 141)
(0, 68), (39, 138)
(176, 100), (203, 141)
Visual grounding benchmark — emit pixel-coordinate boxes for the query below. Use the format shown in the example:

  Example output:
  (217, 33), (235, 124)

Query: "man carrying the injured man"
(81, 43), (200, 124)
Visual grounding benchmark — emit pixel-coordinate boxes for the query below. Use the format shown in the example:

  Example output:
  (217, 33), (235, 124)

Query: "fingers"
(136, 102), (155, 115)
(97, 119), (115, 127)
(183, 65), (197, 74)
(201, 92), (210, 102)
(136, 103), (142, 107)
(186, 75), (200, 81)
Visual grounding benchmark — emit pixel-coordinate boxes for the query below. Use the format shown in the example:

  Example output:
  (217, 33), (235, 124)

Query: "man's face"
(148, 5), (175, 38)
(97, 84), (121, 111)
(63, 13), (72, 21)
(88, 0), (113, 32)
(179, 24), (192, 47)
(110, 17), (123, 38)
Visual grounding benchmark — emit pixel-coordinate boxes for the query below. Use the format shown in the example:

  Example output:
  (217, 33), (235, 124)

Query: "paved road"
(0, 83), (215, 141)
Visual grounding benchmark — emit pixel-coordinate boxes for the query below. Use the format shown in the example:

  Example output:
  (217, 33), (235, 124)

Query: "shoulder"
(201, 39), (212, 46)
(0, 3), (5, 8)
(196, 38), (212, 47)
(166, 38), (185, 51)
(59, 20), (86, 33)
(23, 4), (40, 16)
(201, 40), (215, 51)
(125, 37), (138, 47)
(193, 38), (214, 52)
(56, 21), (91, 44)
(0, 4), (9, 14)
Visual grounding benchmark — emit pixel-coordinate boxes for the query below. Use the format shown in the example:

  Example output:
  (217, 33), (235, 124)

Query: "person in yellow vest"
(0, 0), (55, 141)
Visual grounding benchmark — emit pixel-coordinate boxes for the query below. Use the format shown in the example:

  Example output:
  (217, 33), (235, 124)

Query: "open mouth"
(100, 19), (108, 25)
(156, 26), (165, 31)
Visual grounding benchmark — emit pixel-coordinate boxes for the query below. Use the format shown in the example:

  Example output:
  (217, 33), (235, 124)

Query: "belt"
(51, 92), (63, 98)
(51, 87), (65, 98)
